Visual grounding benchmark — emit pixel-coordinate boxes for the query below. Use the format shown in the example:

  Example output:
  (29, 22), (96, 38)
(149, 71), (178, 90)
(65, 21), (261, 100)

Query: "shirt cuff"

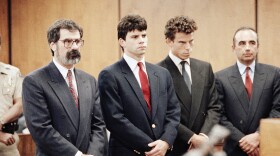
(188, 134), (195, 144)
(75, 151), (83, 156)
(199, 133), (209, 139)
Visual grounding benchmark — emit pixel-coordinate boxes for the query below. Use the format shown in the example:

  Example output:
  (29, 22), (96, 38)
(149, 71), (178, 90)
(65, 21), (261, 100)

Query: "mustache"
(66, 50), (81, 60)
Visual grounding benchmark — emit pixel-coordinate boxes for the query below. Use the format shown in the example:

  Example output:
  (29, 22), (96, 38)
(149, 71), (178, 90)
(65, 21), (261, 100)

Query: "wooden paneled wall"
(2, 0), (279, 76)
(0, 0), (9, 63)
(258, 0), (280, 67)
(120, 0), (256, 72)
(11, 0), (119, 77)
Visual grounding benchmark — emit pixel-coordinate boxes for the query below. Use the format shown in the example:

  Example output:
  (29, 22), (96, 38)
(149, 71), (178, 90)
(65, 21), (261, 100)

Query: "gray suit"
(158, 56), (221, 155)
(215, 63), (280, 156)
(22, 62), (108, 156)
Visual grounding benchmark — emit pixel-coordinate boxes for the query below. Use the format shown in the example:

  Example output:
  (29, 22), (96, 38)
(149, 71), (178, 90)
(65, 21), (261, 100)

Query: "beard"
(56, 49), (81, 66)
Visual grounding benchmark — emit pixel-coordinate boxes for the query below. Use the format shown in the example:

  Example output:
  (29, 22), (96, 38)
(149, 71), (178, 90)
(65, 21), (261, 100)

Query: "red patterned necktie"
(67, 70), (79, 108)
(137, 62), (151, 111)
(245, 67), (253, 99)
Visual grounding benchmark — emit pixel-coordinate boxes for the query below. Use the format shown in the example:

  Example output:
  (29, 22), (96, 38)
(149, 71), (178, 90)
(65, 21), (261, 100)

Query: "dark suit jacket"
(215, 63), (280, 156)
(22, 62), (108, 156)
(158, 56), (221, 155)
(98, 58), (180, 156)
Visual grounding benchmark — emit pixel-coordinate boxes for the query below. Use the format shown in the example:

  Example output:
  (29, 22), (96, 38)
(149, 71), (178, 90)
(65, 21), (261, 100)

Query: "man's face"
(119, 30), (148, 61)
(51, 29), (82, 69)
(167, 32), (194, 60)
(233, 30), (258, 65)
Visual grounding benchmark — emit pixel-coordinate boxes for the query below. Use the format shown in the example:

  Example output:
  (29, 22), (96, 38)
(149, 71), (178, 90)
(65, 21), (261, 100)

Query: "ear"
(166, 38), (173, 47)
(118, 38), (125, 48)
(50, 42), (57, 52)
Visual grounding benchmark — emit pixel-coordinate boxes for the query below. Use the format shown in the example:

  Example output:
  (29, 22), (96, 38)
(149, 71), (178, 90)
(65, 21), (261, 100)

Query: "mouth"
(67, 50), (81, 60)
(138, 46), (146, 50)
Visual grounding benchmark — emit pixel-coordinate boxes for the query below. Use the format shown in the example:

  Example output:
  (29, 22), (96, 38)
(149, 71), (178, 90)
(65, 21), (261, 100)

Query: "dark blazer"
(158, 56), (221, 155)
(215, 63), (280, 156)
(98, 58), (180, 156)
(22, 62), (108, 156)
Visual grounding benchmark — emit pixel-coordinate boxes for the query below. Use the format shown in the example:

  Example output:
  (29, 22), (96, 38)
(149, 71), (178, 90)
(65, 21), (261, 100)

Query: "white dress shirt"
(169, 51), (192, 83)
(123, 53), (148, 88)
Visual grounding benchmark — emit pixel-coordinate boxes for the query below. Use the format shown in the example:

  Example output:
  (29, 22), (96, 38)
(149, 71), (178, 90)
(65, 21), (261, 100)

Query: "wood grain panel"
(0, 0), (9, 64)
(11, 0), (119, 77)
(120, 0), (256, 72)
(258, 0), (280, 67)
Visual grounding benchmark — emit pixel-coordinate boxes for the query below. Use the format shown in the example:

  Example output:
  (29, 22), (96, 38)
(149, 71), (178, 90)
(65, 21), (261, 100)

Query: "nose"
(244, 43), (250, 50)
(184, 42), (191, 49)
(71, 41), (79, 49)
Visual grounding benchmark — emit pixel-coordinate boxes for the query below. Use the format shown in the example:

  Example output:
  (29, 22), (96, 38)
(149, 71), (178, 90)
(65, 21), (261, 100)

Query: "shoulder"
(0, 62), (21, 76)
(147, 62), (169, 73)
(215, 65), (236, 78)
(257, 63), (279, 72)
(190, 58), (211, 67)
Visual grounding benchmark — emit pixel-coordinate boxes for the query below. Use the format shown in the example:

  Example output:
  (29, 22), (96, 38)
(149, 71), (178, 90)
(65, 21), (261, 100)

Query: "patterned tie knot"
(67, 70), (72, 80)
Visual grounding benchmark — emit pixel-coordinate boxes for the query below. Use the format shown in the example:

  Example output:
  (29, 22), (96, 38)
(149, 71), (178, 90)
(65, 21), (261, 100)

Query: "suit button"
(152, 124), (156, 128)
(66, 133), (70, 137)
(240, 120), (243, 124)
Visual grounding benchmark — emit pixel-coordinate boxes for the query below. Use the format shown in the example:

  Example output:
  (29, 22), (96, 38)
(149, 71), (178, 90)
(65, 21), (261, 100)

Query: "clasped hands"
(239, 132), (260, 156)
(0, 131), (16, 146)
(145, 139), (169, 156)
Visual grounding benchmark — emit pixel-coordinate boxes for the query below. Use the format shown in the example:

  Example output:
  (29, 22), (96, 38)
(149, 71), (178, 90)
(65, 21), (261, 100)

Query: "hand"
(0, 131), (15, 146)
(145, 140), (169, 156)
(239, 132), (260, 154)
(248, 147), (259, 156)
(190, 134), (208, 149)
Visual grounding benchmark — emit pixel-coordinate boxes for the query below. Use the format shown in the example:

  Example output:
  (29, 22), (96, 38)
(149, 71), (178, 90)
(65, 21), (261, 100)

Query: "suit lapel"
(120, 58), (151, 118)
(228, 65), (249, 113)
(163, 56), (191, 113)
(188, 59), (205, 128)
(247, 64), (266, 126)
(47, 62), (79, 130)
(75, 69), (91, 147)
(146, 63), (159, 120)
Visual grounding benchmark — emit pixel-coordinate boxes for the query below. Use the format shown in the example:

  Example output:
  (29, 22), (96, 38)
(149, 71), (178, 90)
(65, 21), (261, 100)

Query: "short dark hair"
(164, 16), (197, 41)
(233, 26), (258, 46)
(47, 19), (83, 56)
(117, 14), (147, 40)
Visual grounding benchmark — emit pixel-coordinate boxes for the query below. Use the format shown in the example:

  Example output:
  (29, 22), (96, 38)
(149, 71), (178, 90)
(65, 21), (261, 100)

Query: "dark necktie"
(67, 70), (79, 108)
(180, 61), (191, 93)
(138, 62), (151, 111)
(245, 67), (253, 99)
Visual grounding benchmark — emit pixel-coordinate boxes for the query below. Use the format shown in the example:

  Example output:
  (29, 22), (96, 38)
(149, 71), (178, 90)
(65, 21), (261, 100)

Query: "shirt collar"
(123, 53), (146, 71)
(169, 51), (190, 66)
(53, 58), (75, 79)
(237, 60), (255, 75)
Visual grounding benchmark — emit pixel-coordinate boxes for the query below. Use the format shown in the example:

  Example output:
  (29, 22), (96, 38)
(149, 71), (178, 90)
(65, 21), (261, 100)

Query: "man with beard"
(22, 19), (108, 156)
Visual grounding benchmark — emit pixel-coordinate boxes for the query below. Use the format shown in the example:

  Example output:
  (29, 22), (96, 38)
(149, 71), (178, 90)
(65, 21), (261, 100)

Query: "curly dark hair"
(232, 26), (258, 46)
(47, 19), (83, 56)
(164, 16), (197, 41)
(117, 14), (147, 40)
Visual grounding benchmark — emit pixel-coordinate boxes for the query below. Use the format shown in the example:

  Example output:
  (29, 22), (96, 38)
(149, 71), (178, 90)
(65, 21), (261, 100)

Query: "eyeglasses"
(58, 39), (84, 48)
